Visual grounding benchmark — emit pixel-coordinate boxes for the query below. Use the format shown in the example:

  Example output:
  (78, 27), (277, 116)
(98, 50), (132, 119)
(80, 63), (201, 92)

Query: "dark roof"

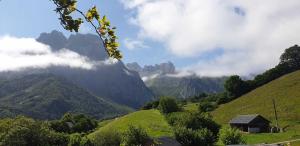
(229, 114), (270, 124)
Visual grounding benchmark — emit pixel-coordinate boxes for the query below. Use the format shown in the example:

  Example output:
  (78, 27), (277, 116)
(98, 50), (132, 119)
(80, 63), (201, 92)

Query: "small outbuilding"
(229, 114), (270, 133)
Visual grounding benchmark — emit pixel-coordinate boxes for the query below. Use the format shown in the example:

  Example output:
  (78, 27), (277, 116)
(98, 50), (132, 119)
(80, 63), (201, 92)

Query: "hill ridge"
(212, 70), (300, 125)
(0, 73), (132, 120)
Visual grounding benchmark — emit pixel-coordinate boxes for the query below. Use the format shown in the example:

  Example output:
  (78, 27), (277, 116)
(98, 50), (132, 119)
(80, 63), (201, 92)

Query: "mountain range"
(126, 62), (226, 98)
(36, 31), (154, 108)
(0, 30), (155, 119)
(0, 30), (225, 119)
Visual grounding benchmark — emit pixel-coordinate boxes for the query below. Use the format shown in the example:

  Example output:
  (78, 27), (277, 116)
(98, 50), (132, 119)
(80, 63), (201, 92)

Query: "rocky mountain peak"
(127, 61), (176, 77)
(37, 31), (108, 60)
(37, 30), (67, 50)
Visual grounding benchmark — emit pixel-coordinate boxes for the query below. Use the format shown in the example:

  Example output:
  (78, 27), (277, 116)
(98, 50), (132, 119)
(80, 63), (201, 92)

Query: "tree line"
(185, 45), (300, 110)
(225, 45), (300, 100)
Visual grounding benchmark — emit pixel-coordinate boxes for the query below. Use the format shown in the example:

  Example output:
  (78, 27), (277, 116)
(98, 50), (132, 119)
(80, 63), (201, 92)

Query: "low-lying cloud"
(121, 0), (300, 76)
(0, 36), (96, 72)
(124, 38), (149, 50)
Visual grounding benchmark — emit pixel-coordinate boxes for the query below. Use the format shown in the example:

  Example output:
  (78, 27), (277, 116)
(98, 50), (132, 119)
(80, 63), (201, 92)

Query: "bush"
(174, 126), (214, 146)
(166, 112), (190, 127)
(68, 133), (93, 146)
(68, 133), (82, 146)
(198, 101), (218, 112)
(166, 112), (220, 141)
(122, 125), (150, 146)
(158, 97), (180, 114)
(0, 116), (68, 146)
(51, 113), (98, 134)
(219, 127), (245, 145)
(141, 100), (159, 110)
(93, 130), (121, 146)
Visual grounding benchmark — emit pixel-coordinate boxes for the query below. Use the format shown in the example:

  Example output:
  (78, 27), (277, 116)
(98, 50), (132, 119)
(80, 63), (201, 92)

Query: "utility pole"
(272, 99), (279, 129)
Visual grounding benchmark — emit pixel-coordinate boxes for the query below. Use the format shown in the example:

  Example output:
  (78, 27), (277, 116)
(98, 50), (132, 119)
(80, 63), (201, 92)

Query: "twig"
(52, 1), (110, 57)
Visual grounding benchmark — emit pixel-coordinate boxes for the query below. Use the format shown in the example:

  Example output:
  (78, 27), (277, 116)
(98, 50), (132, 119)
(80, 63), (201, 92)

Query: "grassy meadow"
(211, 70), (300, 145)
(89, 109), (173, 139)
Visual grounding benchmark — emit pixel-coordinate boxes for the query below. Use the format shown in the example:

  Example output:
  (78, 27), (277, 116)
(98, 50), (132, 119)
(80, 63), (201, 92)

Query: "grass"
(212, 70), (300, 125)
(290, 140), (300, 146)
(243, 130), (300, 144)
(88, 71), (300, 144)
(211, 70), (300, 144)
(89, 109), (173, 139)
(97, 119), (113, 128)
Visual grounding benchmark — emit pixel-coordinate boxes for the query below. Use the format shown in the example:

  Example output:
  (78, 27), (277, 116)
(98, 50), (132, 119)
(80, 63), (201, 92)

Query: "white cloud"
(121, 0), (300, 76)
(0, 36), (109, 72)
(141, 73), (159, 82)
(124, 38), (149, 50)
(121, 0), (153, 9)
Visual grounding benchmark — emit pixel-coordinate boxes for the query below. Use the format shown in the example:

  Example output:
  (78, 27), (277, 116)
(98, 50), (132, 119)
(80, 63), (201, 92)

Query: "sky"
(0, 0), (300, 76)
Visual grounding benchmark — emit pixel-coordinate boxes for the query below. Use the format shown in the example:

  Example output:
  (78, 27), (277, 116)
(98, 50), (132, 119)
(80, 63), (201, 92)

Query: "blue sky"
(1, 0), (300, 76)
(0, 0), (189, 67)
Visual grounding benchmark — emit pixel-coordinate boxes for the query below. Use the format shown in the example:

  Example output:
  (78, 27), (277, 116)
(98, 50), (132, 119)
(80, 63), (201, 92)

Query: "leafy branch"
(50, 0), (122, 59)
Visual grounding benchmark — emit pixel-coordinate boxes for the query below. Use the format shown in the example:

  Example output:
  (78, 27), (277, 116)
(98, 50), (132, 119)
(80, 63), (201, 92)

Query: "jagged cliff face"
(127, 61), (176, 77)
(34, 31), (154, 108)
(37, 30), (108, 60)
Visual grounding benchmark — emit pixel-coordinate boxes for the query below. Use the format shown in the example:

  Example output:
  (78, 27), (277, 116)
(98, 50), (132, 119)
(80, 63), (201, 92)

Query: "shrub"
(79, 136), (93, 146)
(122, 125), (150, 146)
(51, 113), (98, 134)
(93, 130), (121, 146)
(198, 101), (218, 112)
(141, 100), (159, 110)
(219, 127), (245, 145)
(68, 133), (82, 146)
(68, 133), (93, 146)
(166, 112), (190, 127)
(0, 116), (68, 146)
(158, 97), (180, 114)
(174, 126), (214, 146)
(167, 112), (220, 141)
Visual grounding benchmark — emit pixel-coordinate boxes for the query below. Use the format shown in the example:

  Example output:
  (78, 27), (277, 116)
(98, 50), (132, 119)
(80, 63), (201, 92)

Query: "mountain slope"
(146, 75), (226, 98)
(0, 74), (132, 120)
(126, 62), (226, 99)
(36, 31), (154, 108)
(212, 70), (300, 125)
(89, 110), (173, 139)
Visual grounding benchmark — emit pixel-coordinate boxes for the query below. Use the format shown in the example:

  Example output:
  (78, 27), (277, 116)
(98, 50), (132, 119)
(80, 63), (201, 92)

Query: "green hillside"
(212, 70), (300, 126)
(0, 74), (132, 120)
(89, 110), (173, 139)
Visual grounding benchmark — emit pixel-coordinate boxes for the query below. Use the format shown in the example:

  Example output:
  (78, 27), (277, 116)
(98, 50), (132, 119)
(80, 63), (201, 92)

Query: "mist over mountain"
(38, 30), (108, 60)
(127, 61), (176, 77)
(126, 62), (226, 98)
(36, 31), (154, 108)
(0, 31), (154, 111)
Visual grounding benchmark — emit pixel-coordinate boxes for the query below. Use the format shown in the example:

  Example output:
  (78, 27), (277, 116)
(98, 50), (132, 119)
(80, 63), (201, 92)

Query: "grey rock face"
(126, 62), (226, 99)
(126, 62), (142, 72)
(127, 61), (176, 77)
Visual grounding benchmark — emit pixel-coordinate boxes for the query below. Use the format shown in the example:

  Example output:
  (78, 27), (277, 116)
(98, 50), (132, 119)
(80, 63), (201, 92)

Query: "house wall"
(231, 123), (270, 133)
(230, 124), (248, 132)
(230, 115), (271, 133)
(248, 127), (260, 133)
